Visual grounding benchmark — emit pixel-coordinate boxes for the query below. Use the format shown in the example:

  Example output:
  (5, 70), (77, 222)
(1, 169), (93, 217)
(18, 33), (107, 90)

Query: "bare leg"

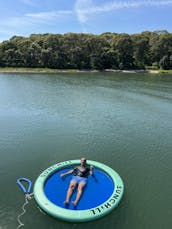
(64, 180), (76, 205)
(72, 182), (86, 206)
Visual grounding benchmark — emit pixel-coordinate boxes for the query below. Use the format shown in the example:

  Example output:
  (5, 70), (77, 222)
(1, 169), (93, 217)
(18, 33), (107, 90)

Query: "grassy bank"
(0, 67), (81, 73)
(0, 67), (172, 74)
(158, 69), (172, 74)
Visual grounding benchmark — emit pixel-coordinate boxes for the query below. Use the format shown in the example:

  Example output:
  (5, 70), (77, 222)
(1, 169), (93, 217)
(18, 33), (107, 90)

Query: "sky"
(0, 0), (172, 42)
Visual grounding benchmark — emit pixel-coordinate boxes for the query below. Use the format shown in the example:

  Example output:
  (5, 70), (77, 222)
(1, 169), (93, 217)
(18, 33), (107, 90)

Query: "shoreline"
(0, 68), (170, 74)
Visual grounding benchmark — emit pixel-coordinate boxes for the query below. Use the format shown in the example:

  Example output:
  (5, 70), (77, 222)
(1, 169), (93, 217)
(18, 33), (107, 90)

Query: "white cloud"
(74, 0), (172, 24)
(0, 29), (14, 35)
(26, 10), (73, 21)
(74, 0), (93, 23)
(19, 0), (36, 6)
(0, 9), (74, 41)
(0, 10), (73, 29)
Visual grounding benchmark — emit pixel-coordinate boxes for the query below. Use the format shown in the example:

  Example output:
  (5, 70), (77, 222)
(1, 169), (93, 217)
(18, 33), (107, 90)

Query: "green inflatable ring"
(34, 160), (124, 222)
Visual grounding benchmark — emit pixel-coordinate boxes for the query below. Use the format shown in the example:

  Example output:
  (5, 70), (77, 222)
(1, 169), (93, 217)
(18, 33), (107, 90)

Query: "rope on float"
(17, 178), (34, 229)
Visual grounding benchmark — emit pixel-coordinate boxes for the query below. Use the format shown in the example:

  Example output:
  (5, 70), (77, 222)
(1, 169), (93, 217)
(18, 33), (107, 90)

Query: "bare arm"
(60, 169), (74, 177)
(89, 165), (94, 176)
(89, 166), (98, 182)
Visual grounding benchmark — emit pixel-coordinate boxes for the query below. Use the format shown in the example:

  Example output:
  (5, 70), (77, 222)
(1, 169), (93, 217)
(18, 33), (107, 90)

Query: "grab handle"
(17, 178), (32, 194)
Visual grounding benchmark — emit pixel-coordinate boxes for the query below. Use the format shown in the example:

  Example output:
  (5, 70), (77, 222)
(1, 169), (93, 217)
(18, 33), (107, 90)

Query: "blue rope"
(17, 178), (32, 194)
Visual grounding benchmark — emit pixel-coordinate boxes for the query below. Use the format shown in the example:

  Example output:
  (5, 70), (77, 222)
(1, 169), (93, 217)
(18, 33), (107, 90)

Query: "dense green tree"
(131, 34), (150, 68)
(149, 32), (172, 66)
(0, 31), (172, 70)
(111, 34), (134, 69)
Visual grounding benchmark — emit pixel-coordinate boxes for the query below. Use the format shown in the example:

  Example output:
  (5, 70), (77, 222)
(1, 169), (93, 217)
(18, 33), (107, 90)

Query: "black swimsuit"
(73, 166), (90, 178)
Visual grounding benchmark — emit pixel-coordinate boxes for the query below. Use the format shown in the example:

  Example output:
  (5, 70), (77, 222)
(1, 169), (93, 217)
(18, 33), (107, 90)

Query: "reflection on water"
(0, 73), (172, 229)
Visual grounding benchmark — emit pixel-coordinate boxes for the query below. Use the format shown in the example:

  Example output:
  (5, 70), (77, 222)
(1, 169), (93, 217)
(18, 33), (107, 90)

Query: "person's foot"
(72, 201), (77, 206)
(64, 200), (69, 205)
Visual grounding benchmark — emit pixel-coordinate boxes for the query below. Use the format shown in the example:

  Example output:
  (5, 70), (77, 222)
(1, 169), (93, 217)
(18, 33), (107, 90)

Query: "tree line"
(0, 30), (172, 70)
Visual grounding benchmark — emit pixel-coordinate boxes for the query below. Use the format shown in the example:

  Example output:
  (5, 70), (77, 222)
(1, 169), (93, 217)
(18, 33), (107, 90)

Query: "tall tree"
(111, 34), (134, 69)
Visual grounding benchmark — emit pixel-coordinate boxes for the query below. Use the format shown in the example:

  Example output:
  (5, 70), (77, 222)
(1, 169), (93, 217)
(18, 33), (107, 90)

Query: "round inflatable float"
(34, 160), (124, 222)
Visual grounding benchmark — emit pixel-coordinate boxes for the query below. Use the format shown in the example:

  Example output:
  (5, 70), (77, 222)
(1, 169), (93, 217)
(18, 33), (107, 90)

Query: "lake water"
(0, 72), (172, 229)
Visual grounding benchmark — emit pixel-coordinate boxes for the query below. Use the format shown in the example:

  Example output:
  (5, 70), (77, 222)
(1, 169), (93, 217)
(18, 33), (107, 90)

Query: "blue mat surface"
(44, 168), (115, 210)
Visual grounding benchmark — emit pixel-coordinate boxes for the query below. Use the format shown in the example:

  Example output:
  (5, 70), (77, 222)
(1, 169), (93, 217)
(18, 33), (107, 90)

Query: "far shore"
(0, 67), (171, 74)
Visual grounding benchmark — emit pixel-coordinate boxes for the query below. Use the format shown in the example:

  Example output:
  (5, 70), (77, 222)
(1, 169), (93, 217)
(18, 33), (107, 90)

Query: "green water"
(0, 73), (172, 229)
